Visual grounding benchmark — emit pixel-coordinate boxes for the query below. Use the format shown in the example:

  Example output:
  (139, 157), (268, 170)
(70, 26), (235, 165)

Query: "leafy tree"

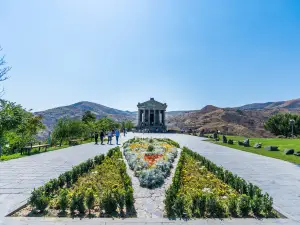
(82, 110), (96, 124)
(264, 113), (300, 137)
(52, 118), (87, 146)
(0, 100), (35, 156)
(125, 120), (134, 130)
(95, 117), (120, 132)
(52, 118), (70, 146)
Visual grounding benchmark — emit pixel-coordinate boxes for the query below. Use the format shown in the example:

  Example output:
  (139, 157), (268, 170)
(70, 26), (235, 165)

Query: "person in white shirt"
(107, 130), (112, 145)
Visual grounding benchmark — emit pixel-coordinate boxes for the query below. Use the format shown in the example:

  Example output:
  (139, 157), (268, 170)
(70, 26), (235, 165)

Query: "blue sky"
(1, 0), (300, 111)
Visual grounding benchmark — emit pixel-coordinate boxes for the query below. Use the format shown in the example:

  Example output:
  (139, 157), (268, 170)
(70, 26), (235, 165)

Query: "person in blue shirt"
(115, 129), (120, 145)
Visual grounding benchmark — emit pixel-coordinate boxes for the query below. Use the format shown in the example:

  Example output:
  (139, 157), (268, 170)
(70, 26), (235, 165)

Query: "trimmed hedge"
(164, 147), (275, 218)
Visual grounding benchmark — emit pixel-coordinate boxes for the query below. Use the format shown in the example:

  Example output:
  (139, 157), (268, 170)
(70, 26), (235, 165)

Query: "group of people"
(94, 128), (127, 145)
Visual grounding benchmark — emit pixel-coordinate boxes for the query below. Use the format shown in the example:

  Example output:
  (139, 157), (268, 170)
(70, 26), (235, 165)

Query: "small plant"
(70, 192), (86, 214)
(86, 189), (95, 214)
(251, 195), (263, 215)
(64, 171), (72, 187)
(101, 191), (118, 214)
(263, 193), (273, 216)
(58, 174), (66, 188)
(238, 194), (251, 217)
(29, 188), (49, 212)
(147, 145), (154, 152)
(58, 189), (69, 212)
(228, 196), (238, 217)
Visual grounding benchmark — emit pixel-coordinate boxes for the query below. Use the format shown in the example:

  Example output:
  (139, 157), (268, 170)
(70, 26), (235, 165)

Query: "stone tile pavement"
(1, 133), (300, 224)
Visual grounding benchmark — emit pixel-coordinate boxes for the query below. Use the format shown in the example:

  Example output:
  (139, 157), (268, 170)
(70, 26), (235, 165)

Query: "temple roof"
(137, 98), (167, 110)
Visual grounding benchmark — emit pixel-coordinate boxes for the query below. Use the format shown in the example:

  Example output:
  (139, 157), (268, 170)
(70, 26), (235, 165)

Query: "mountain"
(35, 101), (136, 133)
(167, 106), (276, 137)
(237, 98), (300, 111)
(167, 98), (300, 137)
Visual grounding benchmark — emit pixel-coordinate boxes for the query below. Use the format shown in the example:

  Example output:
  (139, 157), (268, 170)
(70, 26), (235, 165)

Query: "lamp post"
(290, 119), (295, 138)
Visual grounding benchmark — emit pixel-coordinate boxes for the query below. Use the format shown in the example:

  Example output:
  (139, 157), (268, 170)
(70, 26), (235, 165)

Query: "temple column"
(153, 109), (156, 125)
(162, 110), (165, 126)
(143, 109), (146, 124)
(148, 109), (151, 127)
(138, 109), (141, 127)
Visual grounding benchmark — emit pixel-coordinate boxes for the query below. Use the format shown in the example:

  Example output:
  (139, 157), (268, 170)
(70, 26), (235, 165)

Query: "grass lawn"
(0, 139), (94, 162)
(207, 135), (300, 165)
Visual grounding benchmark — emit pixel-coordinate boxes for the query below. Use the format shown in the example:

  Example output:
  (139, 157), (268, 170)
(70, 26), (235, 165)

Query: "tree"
(0, 46), (11, 95)
(82, 110), (96, 124)
(264, 113), (300, 137)
(125, 120), (134, 131)
(0, 100), (26, 156)
(95, 117), (120, 132)
(52, 118), (70, 146)
(52, 118), (87, 146)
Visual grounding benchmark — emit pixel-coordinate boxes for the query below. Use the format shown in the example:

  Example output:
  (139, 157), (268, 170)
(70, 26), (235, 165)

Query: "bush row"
(56, 148), (134, 216)
(164, 147), (275, 218)
(29, 147), (119, 212)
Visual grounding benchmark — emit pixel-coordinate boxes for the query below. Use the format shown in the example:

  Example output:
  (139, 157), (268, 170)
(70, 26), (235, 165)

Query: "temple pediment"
(137, 98), (167, 110)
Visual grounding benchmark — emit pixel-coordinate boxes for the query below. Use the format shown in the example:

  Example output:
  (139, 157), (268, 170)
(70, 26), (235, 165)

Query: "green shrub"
(71, 166), (80, 183)
(77, 192), (85, 214)
(206, 195), (226, 218)
(107, 147), (120, 157)
(70, 194), (77, 214)
(263, 193), (273, 216)
(58, 189), (69, 212)
(238, 195), (251, 216)
(86, 189), (95, 214)
(147, 145), (154, 152)
(228, 196), (238, 217)
(125, 186), (134, 209)
(251, 195), (263, 215)
(173, 194), (186, 218)
(58, 174), (66, 188)
(101, 191), (117, 214)
(94, 154), (104, 165)
(70, 192), (85, 214)
(192, 193), (206, 217)
(64, 171), (72, 187)
(29, 188), (49, 212)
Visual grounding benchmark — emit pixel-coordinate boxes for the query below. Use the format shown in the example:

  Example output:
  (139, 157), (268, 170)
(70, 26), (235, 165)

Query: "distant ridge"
(237, 98), (300, 111)
(35, 101), (136, 133)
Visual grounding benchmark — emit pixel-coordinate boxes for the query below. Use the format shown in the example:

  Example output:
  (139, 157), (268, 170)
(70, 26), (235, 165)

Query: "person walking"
(94, 132), (99, 145)
(123, 128), (126, 137)
(107, 130), (112, 145)
(115, 129), (120, 145)
(100, 130), (105, 145)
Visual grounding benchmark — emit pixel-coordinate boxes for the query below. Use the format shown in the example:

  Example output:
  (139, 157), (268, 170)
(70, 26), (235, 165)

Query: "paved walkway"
(1, 133), (300, 224)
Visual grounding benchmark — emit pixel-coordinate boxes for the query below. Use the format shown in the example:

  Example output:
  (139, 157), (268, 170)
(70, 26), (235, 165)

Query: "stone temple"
(137, 98), (167, 132)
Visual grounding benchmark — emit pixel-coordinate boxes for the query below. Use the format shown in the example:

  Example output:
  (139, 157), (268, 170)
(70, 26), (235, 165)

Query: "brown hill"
(167, 107), (288, 137)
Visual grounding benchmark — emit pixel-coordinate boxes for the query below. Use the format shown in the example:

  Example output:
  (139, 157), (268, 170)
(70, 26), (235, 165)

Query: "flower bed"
(164, 147), (277, 218)
(14, 147), (134, 218)
(123, 137), (179, 189)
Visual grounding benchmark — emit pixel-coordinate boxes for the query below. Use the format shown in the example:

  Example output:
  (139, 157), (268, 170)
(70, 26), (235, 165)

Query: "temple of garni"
(137, 98), (167, 132)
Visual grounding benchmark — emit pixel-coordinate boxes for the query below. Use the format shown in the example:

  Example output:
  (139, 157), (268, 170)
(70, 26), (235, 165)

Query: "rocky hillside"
(35, 101), (136, 132)
(167, 105), (300, 138)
